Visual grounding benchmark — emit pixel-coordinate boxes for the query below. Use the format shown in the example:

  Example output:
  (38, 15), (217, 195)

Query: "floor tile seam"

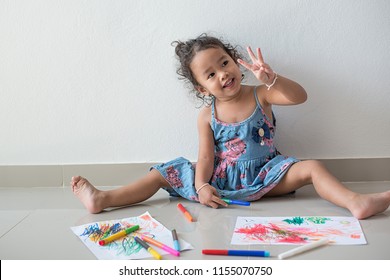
(0, 210), (34, 239)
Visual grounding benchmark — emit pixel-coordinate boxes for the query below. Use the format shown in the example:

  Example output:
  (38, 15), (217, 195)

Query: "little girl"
(71, 34), (390, 219)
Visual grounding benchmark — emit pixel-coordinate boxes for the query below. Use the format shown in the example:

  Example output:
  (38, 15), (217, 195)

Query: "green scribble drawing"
(117, 237), (142, 256)
(306, 216), (332, 224)
(283, 216), (305, 225)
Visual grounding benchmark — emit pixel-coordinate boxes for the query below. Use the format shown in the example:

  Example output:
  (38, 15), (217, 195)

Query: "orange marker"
(177, 203), (194, 222)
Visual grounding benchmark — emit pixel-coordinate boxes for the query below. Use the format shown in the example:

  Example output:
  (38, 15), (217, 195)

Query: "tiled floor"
(0, 182), (389, 260)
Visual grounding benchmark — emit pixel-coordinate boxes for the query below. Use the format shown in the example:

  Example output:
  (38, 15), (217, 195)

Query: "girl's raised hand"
(238, 47), (276, 84)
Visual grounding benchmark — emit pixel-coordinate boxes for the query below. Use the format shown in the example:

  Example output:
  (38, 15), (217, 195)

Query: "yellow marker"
(99, 225), (139, 246)
(134, 236), (162, 260)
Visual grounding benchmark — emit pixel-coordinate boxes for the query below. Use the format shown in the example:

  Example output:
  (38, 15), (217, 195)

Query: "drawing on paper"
(231, 216), (366, 245)
(71, 211), (193, 259)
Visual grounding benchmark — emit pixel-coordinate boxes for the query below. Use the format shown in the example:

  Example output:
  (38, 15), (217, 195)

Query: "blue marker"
(222, 198), (250, 206)
(171, 229), (180, 251)
(203, 249), (270, 257)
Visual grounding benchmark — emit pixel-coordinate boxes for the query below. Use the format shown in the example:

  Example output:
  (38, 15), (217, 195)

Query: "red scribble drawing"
(231, 216), (366, 245)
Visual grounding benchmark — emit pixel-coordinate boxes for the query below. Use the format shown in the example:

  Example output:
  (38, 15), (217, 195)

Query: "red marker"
(177, 203), (194, 222)
(202, 249), (270, 257)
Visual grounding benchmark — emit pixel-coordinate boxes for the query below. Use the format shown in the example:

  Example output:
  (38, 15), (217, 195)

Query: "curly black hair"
(172, 33), (243, 106)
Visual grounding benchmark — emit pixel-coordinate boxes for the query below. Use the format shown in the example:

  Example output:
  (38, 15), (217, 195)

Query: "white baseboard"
(1, 158), (389, 188)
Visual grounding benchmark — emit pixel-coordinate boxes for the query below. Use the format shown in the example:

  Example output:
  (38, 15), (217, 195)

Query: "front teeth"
(224, 79), (233, 88)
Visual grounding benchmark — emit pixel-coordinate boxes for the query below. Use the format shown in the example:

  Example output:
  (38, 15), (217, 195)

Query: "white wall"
(1, 0), (389, 165)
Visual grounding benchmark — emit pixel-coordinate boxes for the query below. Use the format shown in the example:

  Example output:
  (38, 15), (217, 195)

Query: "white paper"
(71, 211), (193, 259)
(231, 216), (366, 245)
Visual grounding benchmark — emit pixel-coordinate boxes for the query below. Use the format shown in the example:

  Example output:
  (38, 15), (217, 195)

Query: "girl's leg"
(71, 169), (169, 214)
(265, 160), (390, 219)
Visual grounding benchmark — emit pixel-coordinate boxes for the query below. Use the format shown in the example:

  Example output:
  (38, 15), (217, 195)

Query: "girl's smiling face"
(190, 47), (242, 101)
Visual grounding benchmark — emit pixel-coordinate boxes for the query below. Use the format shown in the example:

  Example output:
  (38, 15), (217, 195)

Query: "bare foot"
(71, 176), (105, 214)
(349, 191), (390, 219)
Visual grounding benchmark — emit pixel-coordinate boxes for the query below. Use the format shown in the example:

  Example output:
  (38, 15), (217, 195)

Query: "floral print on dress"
(165, 166), (183, 188)
(151, 87), (299, 202)
(213, 137), (246, 182)
(259, 169), (268, 181)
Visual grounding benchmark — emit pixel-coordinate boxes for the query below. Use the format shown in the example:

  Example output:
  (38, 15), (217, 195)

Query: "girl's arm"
(195, 107), (227, 209)
(238, 47), (307, 106)
(260, 74), (307, 106)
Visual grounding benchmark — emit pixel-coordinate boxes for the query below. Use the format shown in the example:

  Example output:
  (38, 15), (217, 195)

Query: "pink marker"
(140, 235), (180, 257)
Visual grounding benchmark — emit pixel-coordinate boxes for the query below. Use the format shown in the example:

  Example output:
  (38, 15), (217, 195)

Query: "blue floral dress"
(152, 88), (299, 202)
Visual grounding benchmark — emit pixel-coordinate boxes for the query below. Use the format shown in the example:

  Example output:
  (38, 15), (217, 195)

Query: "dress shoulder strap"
(211, 97), (216, 119)
(253, 86), (262, 109)
(253, 86), (276, 126)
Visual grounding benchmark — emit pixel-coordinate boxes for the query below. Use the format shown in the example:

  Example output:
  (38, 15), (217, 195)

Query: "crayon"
(140, 234), (180, 256)
(134, 236), (162, 260)
(222, 198), (250, 206)
(202, 249), (270, 257)
(171, 229), (181, 252)
(98, 225), (139, 246)
(278, 238), (329, 259)
(177, 203), (194, 222)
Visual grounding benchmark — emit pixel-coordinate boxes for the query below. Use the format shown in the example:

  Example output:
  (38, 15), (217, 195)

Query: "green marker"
(99, 225), (139, 246)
